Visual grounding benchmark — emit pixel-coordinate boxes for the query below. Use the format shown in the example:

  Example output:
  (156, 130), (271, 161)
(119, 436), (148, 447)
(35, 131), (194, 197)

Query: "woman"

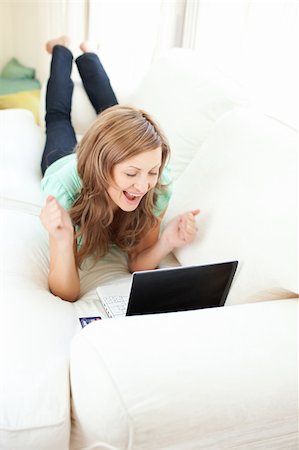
(40, 36), (199, 302)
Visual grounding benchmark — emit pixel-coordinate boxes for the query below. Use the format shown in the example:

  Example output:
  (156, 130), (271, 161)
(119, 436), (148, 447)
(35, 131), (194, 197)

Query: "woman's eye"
(126, 173), (136, 177)
(149, 172), (158, 176)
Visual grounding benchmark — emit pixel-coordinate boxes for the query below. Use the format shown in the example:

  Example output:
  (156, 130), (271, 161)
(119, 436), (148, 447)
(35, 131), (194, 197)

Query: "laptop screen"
(126, 261), (238, 316)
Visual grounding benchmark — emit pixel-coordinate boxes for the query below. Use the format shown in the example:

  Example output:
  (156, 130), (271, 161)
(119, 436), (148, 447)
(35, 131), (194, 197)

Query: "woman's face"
(107, 146), (162, 212)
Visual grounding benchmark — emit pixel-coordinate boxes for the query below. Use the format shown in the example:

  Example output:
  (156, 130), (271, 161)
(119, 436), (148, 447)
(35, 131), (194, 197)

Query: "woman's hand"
(40, 195), (80, 302)
(127, 209), (200, 273)
(40, 195), (74, 242)
(160, 209), (200, 252)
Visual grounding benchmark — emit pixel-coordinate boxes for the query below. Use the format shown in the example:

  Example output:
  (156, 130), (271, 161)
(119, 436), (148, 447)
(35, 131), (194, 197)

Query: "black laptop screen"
(126, 261), (238, 316)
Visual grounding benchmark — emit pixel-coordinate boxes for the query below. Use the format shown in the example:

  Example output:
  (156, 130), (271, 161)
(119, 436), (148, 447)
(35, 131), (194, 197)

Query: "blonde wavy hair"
(69, 105), (171, 267)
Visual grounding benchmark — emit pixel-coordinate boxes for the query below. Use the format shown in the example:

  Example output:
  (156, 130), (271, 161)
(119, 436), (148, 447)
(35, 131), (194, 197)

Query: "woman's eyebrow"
(125, 163), (161, 170)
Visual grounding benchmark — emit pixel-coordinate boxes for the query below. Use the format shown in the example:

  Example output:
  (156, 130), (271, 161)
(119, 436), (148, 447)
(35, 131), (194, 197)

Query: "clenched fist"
(160, 209), (200, 251)
(40, 195), (74, 242)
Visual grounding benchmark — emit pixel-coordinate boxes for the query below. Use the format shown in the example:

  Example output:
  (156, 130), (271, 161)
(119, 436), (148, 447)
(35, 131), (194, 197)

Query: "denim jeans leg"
(41, 45), (77, 175)
(75, 53), (118, 114)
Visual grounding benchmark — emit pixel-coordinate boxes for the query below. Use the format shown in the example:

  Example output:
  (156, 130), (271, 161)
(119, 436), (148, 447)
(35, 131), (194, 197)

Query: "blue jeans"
(41, 45), (118, 175)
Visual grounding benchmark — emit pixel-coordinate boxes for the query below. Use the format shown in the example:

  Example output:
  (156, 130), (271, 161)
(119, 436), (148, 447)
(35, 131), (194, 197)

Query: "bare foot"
(46, 35), (71, 54)
(79, 40), (99, 54)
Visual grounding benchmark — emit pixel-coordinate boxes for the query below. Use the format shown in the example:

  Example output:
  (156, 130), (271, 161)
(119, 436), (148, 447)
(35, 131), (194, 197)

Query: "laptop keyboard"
(102, 295), (128, 317)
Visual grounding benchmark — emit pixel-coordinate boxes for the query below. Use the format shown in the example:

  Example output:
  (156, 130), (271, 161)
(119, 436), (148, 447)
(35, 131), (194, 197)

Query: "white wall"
(88, 0), (186, 94)
(0, 0), (182, 89)
(193, 0), (298, 129)
(0, 2), (13, 72)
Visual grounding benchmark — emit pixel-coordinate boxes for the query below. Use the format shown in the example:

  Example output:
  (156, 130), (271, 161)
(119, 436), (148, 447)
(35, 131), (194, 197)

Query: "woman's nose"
(133, 177), (150, 192)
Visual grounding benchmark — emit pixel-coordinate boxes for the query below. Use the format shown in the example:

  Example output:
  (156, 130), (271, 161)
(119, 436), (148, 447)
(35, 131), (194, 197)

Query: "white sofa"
(0, 49), (298, 450)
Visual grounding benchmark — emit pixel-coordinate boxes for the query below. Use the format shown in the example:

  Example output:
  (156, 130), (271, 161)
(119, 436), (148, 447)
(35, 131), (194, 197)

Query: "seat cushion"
(70, 299), (298, 450)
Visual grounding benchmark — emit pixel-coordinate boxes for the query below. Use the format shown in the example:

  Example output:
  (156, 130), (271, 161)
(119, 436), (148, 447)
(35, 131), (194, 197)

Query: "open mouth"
(123, 191), (144, 203)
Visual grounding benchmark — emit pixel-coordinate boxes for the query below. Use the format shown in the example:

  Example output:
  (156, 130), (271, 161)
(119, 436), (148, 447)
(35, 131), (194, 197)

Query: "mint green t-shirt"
(41, 154), (172, 216)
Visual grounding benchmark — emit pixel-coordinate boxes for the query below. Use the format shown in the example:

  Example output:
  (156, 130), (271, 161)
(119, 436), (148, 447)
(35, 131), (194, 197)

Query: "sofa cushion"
(164, 107), (298, 303)
(70, 299), (298, 450)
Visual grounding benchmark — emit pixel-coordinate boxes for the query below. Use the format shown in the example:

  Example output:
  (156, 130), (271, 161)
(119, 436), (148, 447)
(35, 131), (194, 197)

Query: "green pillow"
(0, 77), (41, 95)
(1, 57), (35, 80)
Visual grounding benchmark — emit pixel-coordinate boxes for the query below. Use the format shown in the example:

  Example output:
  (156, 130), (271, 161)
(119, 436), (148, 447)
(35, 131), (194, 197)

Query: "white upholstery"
(0, 109), (44, 207)
(0, 207), (75, 449)
(0, 49), (298, 449)
(70, 300), (298, 450)
(0, 110), (73, 448)
(165, 107), (298, 304)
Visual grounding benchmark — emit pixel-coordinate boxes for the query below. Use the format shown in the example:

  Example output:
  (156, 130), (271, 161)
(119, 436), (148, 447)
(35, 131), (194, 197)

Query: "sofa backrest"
(164, 106), (298, 304)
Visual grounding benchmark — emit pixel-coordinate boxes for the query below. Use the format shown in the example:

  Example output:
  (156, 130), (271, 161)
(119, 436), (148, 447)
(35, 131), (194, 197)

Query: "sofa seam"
(0, 417), (68, 432)
(0, 197), (41, 215)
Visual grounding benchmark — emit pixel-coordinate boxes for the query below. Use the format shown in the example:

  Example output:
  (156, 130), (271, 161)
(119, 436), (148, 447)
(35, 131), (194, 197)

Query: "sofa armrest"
(70, 299), (298, 450)
(0, 109), (45, 207)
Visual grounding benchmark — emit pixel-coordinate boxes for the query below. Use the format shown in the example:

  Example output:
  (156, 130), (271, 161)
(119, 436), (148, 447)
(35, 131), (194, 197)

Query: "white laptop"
(96, 261), (238, 318)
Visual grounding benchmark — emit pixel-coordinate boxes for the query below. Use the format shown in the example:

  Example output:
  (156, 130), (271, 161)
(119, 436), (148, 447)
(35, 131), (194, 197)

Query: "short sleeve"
(153, 165), (173, 217)
(40, 154), (81, 211)
(41, 176), (74, 211)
